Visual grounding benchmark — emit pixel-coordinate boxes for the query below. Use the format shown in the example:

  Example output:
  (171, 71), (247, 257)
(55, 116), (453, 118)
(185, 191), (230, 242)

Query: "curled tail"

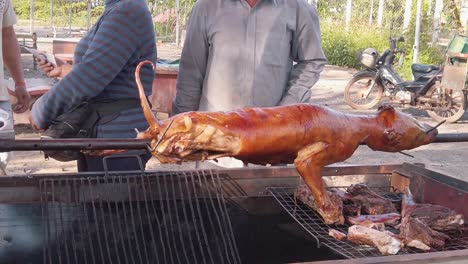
(135, 60), (162, 131)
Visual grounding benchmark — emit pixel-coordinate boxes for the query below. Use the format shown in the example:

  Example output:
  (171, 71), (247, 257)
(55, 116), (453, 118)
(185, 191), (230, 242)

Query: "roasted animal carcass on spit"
(96, 60), (439, 225)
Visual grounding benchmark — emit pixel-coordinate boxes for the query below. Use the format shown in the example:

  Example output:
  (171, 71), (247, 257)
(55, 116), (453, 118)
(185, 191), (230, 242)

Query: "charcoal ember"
(346, 184), (397, 215)
(348, 225), (402, 255)
(399, 216), (450, 249)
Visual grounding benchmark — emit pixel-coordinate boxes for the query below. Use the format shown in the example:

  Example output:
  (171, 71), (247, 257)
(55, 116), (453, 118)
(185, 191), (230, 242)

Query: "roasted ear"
(377, 104), (396, 125)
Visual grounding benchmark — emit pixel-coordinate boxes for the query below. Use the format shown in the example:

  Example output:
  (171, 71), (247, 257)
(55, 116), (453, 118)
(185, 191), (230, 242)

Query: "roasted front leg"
(294, 142), (344, 225)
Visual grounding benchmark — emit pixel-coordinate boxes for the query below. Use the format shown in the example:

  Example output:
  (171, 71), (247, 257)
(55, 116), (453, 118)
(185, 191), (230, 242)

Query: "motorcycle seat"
(412, 63), (440, 73)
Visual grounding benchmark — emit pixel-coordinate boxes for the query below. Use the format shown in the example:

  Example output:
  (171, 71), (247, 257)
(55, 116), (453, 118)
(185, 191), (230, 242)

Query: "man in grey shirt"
(172, 0), (327, 114)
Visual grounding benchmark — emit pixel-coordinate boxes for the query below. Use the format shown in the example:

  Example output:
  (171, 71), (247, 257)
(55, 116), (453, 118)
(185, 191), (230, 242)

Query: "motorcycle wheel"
(344, 75), (384, 110)
(425, 86), (467, 123)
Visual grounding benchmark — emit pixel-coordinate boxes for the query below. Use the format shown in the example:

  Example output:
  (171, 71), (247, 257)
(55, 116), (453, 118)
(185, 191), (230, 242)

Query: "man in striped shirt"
(31, 0), (156, 172)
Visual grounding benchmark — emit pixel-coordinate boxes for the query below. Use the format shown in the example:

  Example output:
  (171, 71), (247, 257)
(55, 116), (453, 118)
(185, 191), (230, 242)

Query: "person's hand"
(28, 113), (43, 131)
(12, 84), (31, 114)
(36, 56), (69, 79)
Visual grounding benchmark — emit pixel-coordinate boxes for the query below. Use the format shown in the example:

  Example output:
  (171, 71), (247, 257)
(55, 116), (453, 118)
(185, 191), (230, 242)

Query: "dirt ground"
(3, 39), (468, 182)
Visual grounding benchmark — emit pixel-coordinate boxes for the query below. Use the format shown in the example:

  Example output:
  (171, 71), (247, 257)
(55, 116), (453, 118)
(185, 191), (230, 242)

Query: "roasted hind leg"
(294, 142), (344, 225)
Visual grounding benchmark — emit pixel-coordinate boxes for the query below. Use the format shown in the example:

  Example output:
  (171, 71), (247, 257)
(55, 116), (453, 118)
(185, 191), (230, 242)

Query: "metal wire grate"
(39, 170), (241, 264)
(268, 187), (468, 259)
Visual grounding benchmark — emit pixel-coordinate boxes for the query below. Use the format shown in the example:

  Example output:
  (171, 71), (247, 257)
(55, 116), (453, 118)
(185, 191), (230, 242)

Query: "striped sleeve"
(31, 3), (143, 129)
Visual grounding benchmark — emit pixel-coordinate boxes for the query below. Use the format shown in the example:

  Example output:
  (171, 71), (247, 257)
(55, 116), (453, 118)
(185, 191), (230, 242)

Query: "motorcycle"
(343, 36), (467, 123)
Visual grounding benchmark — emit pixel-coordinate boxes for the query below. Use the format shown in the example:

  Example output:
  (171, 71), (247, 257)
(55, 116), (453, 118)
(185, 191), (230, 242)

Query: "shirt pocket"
(258, 30), (291, 67)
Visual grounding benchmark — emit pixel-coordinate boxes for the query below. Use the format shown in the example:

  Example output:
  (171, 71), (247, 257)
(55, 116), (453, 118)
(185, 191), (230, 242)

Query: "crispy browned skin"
(130, 61), (438, 224)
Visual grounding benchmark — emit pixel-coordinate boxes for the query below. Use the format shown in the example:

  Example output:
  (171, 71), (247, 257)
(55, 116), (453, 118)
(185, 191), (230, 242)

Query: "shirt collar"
(236, 0), (278, 7)
(105, 0), (119, 5)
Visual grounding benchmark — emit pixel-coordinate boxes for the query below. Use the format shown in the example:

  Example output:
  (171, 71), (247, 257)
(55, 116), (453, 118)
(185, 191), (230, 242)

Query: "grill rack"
(39, 170), (241, 264)
(268, 187), (468, 259)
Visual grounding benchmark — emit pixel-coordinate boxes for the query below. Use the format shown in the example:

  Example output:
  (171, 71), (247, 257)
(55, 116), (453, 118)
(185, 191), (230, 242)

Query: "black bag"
(41, 99), (141, 162)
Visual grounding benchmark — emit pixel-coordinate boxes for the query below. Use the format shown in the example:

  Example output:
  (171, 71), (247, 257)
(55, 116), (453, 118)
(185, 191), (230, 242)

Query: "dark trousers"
(77, 151), (151, 172)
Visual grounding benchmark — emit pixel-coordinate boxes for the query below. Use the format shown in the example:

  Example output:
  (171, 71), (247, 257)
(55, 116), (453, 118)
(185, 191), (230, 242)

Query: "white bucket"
(0, 102), (14, 138)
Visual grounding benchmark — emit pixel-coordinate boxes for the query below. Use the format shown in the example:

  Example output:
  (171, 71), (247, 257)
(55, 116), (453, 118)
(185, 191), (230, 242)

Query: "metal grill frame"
(268, 186), (468, 259)
(39, 170), (241, 264)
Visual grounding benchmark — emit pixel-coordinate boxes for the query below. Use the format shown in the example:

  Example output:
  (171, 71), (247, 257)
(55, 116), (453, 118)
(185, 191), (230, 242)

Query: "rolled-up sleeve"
(279, 2), (327, 105)
(31, 5), (141, 129)
(2, 0), (17, 27)
(171, 2), (209, 115)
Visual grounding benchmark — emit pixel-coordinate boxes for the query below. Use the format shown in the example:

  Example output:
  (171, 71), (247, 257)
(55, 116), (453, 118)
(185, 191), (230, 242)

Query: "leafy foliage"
(319, 0), (445, 80)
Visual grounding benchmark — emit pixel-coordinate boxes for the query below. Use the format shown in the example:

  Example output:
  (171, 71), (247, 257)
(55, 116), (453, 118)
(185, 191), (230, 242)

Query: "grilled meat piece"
(402, 188), (464, 231)
(347, 184), (398, 215)
(295, 183), (344, 225)
(399, 187), (460, 250)
(399, 216), (450, 249)
(328, 229), (347, 240)
(348, 225), (402, 255)
(343, 204), (362, 216)
(347, 213), (401, 229)
(350, 195), (397, 215)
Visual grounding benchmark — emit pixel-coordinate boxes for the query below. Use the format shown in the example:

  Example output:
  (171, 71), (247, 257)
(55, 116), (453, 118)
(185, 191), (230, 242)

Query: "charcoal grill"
(39, 170), (240, 264)
(0, 161), (467, 263)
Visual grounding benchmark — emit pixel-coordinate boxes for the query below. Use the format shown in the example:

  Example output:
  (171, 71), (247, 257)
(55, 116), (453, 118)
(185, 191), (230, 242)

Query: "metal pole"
(432, 0), (443, 44)
(175, 0), (180, 46)
(413, 0), (423, 63)
(69, 0), (72, 34)
(0, 133), (467, 151)
(0, 139), (150, 151)
(377, 0), (385, 27)
(461, 0), (468, 33)
(87, 0), (91, 30)
(29, 0), (35, 34)
(369, 0), (374, 25)
(403, 0), (413, 30)
(345, 0), (352, 31)
(50, 0), (53, 30)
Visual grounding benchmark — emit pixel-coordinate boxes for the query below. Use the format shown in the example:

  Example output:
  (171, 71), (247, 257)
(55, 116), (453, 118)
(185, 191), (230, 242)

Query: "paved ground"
(3, 42), (468, 182)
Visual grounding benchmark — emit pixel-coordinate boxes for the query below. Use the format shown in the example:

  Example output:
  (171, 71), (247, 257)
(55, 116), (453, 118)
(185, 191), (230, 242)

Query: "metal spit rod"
(0, 133), (467, 151)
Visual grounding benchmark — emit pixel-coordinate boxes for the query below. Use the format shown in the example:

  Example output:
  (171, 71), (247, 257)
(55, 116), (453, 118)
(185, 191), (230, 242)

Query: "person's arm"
(2, 0), (30, 113)
(171, 1), (209, 115)
(279, 1), (327, 105)
(2, 26), (30, 113)
(36, 56), (73, 79)
(31, 2), (146, 129)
